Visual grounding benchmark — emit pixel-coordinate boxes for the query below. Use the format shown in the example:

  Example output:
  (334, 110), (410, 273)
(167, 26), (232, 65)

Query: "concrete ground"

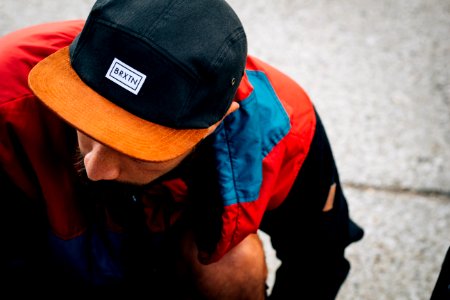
(1, 0), (449, 299)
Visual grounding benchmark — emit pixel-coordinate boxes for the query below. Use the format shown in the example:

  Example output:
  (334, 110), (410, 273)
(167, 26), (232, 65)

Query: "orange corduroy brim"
(28, 46), (209, 162)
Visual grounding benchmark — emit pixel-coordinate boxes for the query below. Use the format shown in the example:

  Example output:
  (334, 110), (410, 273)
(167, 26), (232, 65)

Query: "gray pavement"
(1, 0), (449, 299)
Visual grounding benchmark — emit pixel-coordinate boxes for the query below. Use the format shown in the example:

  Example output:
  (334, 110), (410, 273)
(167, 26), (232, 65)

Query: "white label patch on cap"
(105, 58), (146, 95)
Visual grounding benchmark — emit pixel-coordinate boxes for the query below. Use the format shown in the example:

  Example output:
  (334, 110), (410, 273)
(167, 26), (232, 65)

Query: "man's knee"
(185, 233), (268, 299)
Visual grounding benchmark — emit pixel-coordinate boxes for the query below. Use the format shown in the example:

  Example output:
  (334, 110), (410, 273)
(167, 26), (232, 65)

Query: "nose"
(83, 145), (121, 181)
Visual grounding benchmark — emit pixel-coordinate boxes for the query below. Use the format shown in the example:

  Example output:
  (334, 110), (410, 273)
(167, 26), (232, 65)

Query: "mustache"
(73, 147), (86, 177)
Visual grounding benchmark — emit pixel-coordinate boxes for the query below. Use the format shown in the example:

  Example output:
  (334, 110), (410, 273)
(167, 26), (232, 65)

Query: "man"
(430, 245), (450, 300)
(0, 0), (363, 298)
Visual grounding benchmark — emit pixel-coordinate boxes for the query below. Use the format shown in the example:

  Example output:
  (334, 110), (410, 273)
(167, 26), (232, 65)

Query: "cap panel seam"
(144, 0), (183, 37)
(93, 17), (199, 81)
(69, 17), (95, 64)
(208, 27), (247, 72)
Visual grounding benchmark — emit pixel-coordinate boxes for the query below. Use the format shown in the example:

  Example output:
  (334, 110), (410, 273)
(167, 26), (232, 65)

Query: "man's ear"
(205, 101), (240, 137)
(223, 101), (240, 118)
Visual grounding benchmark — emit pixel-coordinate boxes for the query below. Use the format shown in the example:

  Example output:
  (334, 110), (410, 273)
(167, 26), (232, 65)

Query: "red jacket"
(0, 20), (315, 284)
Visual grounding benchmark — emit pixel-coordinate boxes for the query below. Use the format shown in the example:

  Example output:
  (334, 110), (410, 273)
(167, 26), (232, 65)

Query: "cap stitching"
(69, 17), (95, 63)
(94, 17), (198, 81)
(144, 0), (183, 37)
(209, 27), (247, 72)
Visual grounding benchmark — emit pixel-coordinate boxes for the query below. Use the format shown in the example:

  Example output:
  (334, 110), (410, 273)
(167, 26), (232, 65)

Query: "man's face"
(76, 131), (192, 186)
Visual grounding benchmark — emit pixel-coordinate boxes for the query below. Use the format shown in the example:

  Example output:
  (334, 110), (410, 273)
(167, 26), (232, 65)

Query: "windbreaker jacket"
(0, 20), (316, 284)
